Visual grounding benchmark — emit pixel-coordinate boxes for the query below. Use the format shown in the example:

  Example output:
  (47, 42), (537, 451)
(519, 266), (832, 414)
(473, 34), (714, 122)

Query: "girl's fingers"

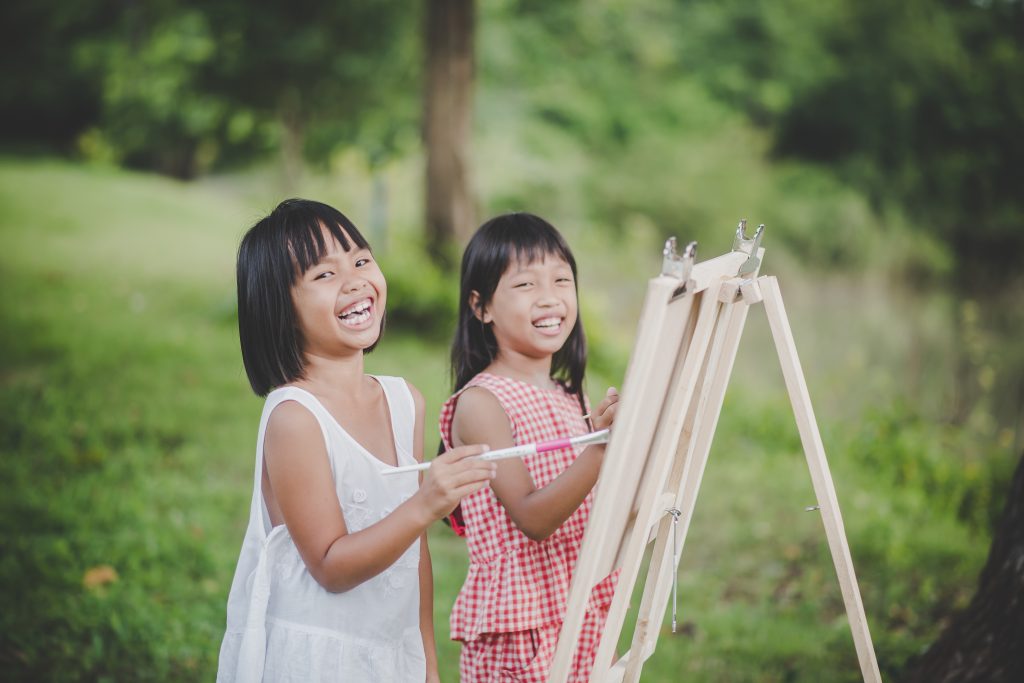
(595, 387), (620, 416)
(438, 444), (490, 463)
(445, 465), (496, 489)
(433, 457), (494, 478)
(450, 480), (491, 500)
(430, 463), (495, 491)
(594, 400), (620, 429)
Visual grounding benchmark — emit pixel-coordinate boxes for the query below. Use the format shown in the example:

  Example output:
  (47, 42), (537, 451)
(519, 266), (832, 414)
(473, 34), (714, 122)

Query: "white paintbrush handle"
(382, 429), (610, 476)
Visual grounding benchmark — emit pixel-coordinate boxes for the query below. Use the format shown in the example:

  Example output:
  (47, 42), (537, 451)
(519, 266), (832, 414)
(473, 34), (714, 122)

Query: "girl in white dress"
(217, 199), (495, 682)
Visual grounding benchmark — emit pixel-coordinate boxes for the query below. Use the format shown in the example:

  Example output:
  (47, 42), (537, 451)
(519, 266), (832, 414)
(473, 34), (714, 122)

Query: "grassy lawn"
(0, 158), (996, 681)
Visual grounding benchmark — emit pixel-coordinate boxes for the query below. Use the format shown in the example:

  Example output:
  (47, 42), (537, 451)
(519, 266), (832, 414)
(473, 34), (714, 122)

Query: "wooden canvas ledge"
(549, 224), (882, 682)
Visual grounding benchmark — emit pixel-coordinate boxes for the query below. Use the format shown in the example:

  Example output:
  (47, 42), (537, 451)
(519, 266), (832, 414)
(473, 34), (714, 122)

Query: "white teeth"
(338, 299), (373, 328)
(340, 299), (371, 317)
(339, 311), (371, 327)
(534, 317), (561, 328)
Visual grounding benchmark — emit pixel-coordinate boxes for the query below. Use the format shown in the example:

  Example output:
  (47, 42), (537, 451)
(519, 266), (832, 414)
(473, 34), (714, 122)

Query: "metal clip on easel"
(732, 219), (765, 276)
(662, 237), (697, 301)
(665, 507), (683, 633)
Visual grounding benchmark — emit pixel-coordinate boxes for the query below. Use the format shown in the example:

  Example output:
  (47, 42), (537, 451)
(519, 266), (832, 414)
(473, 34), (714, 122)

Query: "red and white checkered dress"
(440, 372), (618, 682)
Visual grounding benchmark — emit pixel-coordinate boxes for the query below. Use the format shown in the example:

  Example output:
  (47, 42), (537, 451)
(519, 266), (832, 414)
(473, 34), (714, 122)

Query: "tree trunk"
(423, 0), (475, 268)
(279, 89), (304, 192)
(902, 452), (1024, 683)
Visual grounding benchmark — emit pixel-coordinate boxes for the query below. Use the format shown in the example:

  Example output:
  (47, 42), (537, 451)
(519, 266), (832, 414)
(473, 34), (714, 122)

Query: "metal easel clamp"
(662, 237), (697, 300)
(665, 507), (683, 634)
(732, 219), (765, 276)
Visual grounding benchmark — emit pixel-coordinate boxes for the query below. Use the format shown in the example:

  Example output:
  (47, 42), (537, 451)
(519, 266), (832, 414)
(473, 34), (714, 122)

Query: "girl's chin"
(336, 312), (379, 332)
(334, 320), (382, 347)
(528, 335), (571, 353)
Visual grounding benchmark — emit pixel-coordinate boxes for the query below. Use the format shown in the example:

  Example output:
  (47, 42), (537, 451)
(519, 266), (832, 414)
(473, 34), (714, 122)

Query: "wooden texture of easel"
(549, 223), (882, 682)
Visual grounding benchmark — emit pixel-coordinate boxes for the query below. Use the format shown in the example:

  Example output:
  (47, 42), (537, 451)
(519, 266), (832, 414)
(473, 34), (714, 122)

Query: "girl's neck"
(296, 351), (369, 400)
(486, 352), (556, 391)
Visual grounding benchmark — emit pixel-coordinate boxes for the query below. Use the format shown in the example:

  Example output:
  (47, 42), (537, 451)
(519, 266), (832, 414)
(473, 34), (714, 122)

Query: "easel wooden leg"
(591, 282), (729, 680)
(759, 275), (882, 683)
(550, 278), (696, 682)
(620, 295), (752, 683)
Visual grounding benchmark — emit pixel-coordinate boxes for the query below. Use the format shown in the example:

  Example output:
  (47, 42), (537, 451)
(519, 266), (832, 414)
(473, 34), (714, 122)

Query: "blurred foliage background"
(1, 0), (1022, 681)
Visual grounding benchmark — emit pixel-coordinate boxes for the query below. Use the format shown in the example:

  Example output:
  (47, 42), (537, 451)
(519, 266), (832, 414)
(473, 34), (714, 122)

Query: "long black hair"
(236, 198), (377, 396)
(450, 212), (588, 412)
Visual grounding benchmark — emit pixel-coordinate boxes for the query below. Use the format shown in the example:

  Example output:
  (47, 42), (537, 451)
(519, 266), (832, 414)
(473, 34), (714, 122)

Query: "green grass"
(0, 158), (1003, 681)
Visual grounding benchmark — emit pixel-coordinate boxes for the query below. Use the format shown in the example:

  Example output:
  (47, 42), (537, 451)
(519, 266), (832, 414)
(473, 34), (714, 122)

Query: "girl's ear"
(469, 291), (491, 324)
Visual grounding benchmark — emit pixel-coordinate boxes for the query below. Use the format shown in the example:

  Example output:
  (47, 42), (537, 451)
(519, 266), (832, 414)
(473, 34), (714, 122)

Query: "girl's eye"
(315, 271), (333, 280)
(513, 281), (533, 288)
(557, 277), (573, 284)
(355, 258), (370, 267)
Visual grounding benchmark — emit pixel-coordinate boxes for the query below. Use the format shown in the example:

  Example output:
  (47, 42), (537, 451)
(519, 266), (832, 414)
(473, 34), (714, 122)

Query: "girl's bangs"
(284, 212), (369, 281)
(502, 223), (577, 274)
(511, 241), (574, 270)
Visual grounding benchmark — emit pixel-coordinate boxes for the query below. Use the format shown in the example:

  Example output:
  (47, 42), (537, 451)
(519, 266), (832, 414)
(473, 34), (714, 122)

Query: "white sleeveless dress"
(217, 377), (426, 682)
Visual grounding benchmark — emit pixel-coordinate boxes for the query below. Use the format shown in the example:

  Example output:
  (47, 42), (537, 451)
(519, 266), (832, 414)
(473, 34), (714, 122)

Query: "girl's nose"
(537, 294), (560, 308)
(537, 284), (560, 305)
(342, 277), (369, 294)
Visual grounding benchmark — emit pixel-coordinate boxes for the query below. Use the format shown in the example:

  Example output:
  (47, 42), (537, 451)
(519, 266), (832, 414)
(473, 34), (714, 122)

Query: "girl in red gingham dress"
(440, 213), (621, 682)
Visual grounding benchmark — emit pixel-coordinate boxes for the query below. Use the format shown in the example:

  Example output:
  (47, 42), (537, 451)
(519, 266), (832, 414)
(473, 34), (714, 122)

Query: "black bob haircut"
(450, 212), (588, 413)
(236, 198), (378, 397)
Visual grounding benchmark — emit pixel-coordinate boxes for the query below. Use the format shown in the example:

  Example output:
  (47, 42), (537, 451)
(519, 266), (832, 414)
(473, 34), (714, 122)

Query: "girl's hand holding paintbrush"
(587, 386), (620, 434)
(386, 388), (621, 477)
(412, 444), (497, 519)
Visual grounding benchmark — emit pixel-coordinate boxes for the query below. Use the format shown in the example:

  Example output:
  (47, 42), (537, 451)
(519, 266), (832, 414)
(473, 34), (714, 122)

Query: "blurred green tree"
(0, 0), (107, 151)
(1, 0), (419, 178)
(678, 0), (1024, 289)
(198, 0), (418, 181)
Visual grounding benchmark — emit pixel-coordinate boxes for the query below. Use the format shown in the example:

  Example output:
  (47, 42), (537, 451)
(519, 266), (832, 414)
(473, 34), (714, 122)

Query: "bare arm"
(419, 535), (439, 683)
(408, 385), (440, 683)
(450, 386), (619, 542)
(264, 396), (494, 593)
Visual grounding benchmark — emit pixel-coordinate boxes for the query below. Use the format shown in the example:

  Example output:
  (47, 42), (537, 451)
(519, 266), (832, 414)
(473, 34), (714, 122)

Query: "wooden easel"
(549, 224), (882, 682)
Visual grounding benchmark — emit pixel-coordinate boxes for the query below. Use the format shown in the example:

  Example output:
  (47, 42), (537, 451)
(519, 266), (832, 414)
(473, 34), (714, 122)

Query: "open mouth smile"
(338, 298), (373, 328)
(533, 316), (564, 335)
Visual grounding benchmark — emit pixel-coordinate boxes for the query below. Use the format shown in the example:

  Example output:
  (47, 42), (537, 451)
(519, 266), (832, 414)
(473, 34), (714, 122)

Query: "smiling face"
(476, 252), (578, 363)
(290, 225), (387, 361)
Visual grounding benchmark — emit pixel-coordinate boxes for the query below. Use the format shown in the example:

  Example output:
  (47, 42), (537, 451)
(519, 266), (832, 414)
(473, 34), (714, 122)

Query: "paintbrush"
(382, 429), (611, 476)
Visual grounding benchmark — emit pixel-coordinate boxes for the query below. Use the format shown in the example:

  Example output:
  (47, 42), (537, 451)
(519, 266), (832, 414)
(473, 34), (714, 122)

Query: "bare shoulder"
(452, 386), (513, 447)
(265, 399), (324, 464)
(267, 399), (319, 434)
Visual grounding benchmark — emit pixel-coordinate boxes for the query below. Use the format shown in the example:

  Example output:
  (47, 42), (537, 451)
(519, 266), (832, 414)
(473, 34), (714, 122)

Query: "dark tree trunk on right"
(902, 452), (1024, 683)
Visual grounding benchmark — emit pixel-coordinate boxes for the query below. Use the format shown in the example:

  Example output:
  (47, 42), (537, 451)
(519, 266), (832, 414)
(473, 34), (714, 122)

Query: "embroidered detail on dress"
(341, 503), (373, 531)
(276, 548), (307, 582)
(352, 488), (367, 503)
(377, 541), (420, 597)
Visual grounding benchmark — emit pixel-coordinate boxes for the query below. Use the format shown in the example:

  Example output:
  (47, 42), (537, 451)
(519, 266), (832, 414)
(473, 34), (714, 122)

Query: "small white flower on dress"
(379, 540), (419, 597)
(353, 488), (367, 503)
(342, 503), (372, 531)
